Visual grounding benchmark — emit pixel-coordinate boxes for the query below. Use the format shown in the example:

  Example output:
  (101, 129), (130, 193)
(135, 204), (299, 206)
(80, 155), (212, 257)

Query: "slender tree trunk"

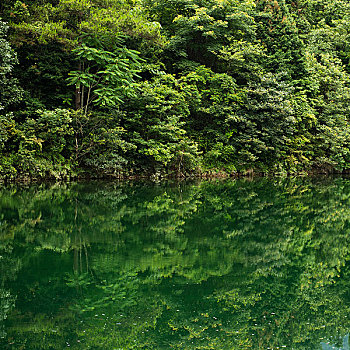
(85, 85), (92, 115)
(81, 85), (85, 110)
(75, 61), (82, 110)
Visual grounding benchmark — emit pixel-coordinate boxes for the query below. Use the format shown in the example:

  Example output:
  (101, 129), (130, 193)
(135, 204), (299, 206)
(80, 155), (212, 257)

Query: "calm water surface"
(1, 178), (350, 349)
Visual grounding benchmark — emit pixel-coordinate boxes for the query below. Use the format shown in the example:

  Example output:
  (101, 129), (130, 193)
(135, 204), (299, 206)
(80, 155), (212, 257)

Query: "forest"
(1, 0), (350, 180)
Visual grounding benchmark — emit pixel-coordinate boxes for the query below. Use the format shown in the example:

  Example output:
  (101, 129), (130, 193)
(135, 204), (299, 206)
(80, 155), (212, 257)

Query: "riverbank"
(2, 165), (350, 184)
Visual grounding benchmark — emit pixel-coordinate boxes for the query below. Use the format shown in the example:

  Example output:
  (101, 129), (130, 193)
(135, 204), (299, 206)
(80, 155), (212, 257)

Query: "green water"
(1, 178), (350, 349)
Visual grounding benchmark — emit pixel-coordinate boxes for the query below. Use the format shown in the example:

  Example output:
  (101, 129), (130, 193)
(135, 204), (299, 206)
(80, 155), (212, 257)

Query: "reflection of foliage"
(321, 334), (349, 350)
(67, 272), (139, 313)
(0, 289), (15, 339)
(1, 179), (350, 348)
(0, 242), (19, 341)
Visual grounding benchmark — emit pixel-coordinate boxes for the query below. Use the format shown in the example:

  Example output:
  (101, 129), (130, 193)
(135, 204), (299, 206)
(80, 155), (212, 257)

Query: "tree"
(0, 19), (22, 113)
(67, 39), (143, 113)
(0, 18), (22, 178)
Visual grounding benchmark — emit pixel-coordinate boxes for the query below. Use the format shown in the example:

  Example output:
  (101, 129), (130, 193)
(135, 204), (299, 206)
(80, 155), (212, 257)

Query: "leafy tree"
(0, 19), (22, 113)
(0, 19), (22, 178)
(124, 73), (200, 175)
(67, 39), (143, 112)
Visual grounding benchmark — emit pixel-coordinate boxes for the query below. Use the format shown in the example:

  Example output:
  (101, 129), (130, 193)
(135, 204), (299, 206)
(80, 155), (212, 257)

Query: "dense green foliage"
(1, 178), (350, 348)
(1, 0), (350, 179)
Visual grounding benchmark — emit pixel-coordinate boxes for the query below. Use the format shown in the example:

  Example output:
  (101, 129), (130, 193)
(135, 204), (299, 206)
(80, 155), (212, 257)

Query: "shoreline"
(2, 168), (350, 184)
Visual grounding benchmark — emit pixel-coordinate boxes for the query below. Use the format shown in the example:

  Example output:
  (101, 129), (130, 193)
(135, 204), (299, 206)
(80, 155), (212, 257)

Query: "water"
(1, 177), (350, 349)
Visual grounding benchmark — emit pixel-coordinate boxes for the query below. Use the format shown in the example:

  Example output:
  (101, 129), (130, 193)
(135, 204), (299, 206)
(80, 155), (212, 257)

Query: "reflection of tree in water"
(322, 334), (349, 350)
(0, 220), (20, 340)
(0, 274), (16, 339)
(1, 179), (350, 348)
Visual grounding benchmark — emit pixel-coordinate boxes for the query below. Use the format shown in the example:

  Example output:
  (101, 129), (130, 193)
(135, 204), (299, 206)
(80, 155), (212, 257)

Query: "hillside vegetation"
(1, 0), (350, 179)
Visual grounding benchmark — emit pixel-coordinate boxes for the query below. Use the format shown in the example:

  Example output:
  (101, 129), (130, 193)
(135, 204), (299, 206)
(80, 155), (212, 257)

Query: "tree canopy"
(1, 0), (350, 179)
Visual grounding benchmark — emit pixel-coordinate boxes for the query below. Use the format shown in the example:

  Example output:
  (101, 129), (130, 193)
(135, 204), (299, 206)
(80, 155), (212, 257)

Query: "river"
(1, 177), (350, 349)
